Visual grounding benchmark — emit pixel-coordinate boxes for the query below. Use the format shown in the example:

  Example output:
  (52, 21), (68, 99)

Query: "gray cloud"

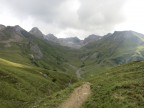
(1, 0), (67, 22)
(78, 0), (125, 31)
(0, 0), (126, 38)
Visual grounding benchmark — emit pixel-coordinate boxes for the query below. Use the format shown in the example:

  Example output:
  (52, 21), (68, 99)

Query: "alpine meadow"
(0, 0), (144, 108)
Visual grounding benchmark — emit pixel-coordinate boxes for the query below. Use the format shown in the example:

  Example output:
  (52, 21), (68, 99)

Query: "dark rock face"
(30, 43), (43, 59)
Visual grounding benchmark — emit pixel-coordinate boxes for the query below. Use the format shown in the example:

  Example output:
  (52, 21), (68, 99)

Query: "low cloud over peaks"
(0, 0), (126, 38)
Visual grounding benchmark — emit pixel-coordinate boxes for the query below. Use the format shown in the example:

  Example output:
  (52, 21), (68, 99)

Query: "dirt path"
(59, 82), (91, 108)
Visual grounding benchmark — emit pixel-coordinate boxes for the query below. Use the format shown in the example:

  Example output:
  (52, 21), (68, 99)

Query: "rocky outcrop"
(30, 42), (43, 59)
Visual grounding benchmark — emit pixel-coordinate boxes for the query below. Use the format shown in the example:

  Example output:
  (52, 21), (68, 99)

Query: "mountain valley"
(0, 24), (144, 108)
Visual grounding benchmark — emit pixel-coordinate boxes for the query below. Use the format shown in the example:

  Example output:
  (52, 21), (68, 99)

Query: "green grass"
(0, 29), (82, 107)
(1, 28), (144, 108)
(0, 31), (81, 75)
(36, 82), (83, 108)
(83, 61), (144, 108)
(81, 63), (111, 78)
(80, 31), (144, 70)
(0, 58), (77, 108)
(0, 43), (33, 65)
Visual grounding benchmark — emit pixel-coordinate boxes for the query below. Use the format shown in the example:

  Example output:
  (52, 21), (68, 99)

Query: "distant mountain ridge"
(45, 34), (102, 48)
(82, 30), (144, 66)
(1, 25), (144, 50)
(0, 25), (104, 48)
(83, 34), (101, 45)
(1, 24), (144, 66)
(58, 37), (83, 49)
(1, 24), (144, 108)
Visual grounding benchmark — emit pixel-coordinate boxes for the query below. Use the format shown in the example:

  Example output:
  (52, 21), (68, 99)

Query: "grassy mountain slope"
(0, 25), (82, 75)
(0, 25), (81, 108)
(1, 25), (144, 108)
(83, 31), (144, 64)
(83, 61), (144, 108)
(80, 31), (144, 77)
(0, 58), (77, 108)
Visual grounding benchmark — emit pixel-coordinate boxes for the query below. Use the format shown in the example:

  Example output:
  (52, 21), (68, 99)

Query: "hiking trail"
(59, 82), (91, 108)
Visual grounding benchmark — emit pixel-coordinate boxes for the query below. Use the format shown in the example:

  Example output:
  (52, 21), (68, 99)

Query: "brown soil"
(59, 82), (91, 108)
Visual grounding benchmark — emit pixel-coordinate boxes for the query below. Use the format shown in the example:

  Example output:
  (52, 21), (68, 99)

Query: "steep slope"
(80, 31), (144, 77)
(83, 61), (144, 108)
(83, 31), (144, 64)
(0, 25), (81, 108)
(0, 58), (77, 108)
(2, 24), (144, 108)
(0, 25), (83, 108)
(0, 25), (81, 74)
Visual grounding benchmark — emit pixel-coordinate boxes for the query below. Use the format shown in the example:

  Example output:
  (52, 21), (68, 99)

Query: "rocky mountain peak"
(13, 25), (24, 33)
(29, 27), (44, 38)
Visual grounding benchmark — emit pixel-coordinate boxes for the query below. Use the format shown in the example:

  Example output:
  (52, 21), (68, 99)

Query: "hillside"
(83, 61), (144, 108)
(36, 61), (144, 108)
(0, 25), (81, 107)
(1, 25), (144, 108)
(0, 58), (77, 108)
(0, 25), (82, 74)
(80, 31), (144, 77)
(82, 31), (144, 65)
(83, 34), (101, 45)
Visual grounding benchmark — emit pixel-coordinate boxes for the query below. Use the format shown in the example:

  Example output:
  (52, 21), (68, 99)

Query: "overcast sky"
(0, 0), (144, 39)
